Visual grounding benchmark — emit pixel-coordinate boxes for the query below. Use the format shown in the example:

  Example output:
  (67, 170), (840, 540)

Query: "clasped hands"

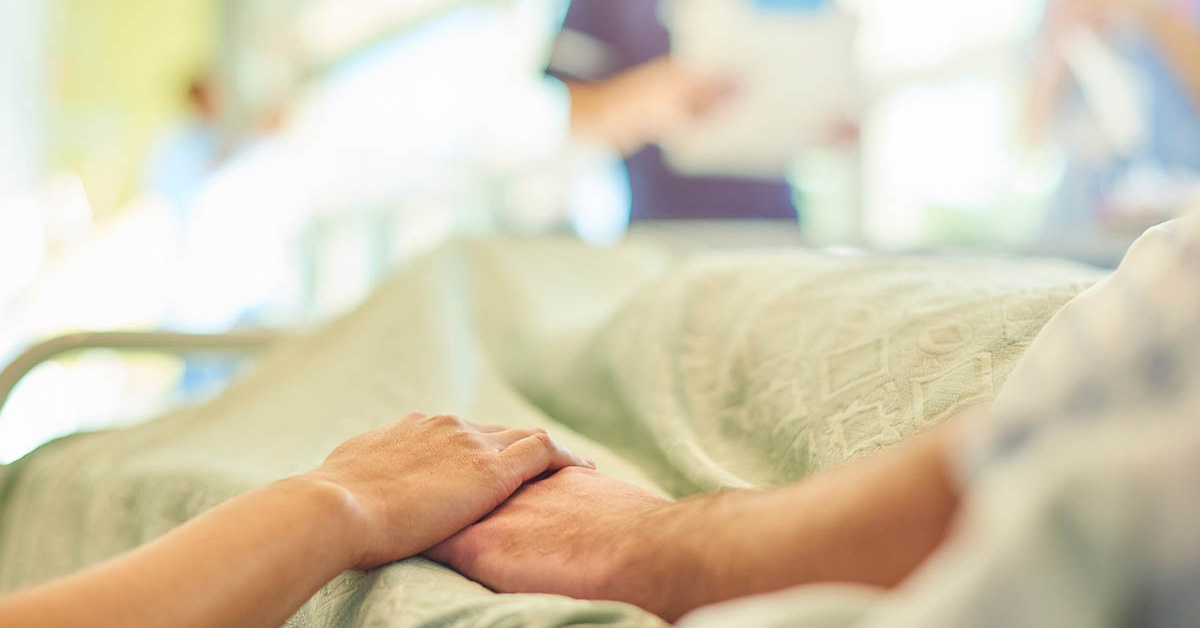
(306, 413), (676, 612)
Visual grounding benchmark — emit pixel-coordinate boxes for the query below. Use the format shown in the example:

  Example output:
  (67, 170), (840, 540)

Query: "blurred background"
(2, 0), (1198, 462)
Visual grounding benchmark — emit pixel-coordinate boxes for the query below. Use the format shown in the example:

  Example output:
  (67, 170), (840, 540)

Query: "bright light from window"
(851, 0), (1042, 78)
(849, 0), (1053, 249)
(0, 192), (46, 303)
(36, 172), (94, 249)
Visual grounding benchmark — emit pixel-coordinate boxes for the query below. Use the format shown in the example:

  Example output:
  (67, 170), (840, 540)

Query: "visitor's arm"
(0, 414), (591, 628)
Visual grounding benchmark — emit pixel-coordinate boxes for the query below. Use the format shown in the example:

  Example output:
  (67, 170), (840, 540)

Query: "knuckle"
(430, 414), (462, 427)
(448, 429), (482, 450)
(531, 429), (554, 448)
(468, 431), (492, 449)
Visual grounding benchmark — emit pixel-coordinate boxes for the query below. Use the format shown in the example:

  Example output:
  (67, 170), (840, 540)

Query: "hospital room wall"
(44, 0), (216, 219)
(0, 0), (217, 464)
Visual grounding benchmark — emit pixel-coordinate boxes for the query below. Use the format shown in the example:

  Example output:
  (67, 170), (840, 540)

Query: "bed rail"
(0, 330), (284, 425)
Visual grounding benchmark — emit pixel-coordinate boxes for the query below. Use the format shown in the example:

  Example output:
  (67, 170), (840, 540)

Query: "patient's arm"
(427, 421), (963, 622)
(0, 414), (591, 628)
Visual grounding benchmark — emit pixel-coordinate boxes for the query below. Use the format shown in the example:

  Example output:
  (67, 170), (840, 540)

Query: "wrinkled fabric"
(0, 236), (1097, 626)
(685, 213), (1200, 628)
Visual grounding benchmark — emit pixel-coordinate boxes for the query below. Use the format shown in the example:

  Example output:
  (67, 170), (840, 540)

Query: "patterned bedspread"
(0, 236), (1099, 627)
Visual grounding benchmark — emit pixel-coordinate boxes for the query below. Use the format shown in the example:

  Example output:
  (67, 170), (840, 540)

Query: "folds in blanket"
(0, 237), (1102, 627)
(459, 243), (1101, 496)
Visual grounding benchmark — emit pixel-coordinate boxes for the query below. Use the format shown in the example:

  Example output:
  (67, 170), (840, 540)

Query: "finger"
(487, 428), (548, 450)
(498, 431), (594, 485)
(489, 430), (597, 469)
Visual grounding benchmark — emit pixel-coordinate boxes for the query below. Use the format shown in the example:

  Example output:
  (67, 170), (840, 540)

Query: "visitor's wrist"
(282, 473), (369, 572)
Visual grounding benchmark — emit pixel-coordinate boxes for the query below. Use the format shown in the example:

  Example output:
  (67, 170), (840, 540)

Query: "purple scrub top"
(549, 0), (798, 221)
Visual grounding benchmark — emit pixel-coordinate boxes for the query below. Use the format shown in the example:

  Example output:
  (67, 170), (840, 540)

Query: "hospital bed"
(0, 219), (807, 430)
(0, 330), (283, 429)
(0, 233), (1109, 627)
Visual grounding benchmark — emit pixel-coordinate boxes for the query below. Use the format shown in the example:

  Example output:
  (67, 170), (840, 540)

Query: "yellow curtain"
(47, 0), (215, 218)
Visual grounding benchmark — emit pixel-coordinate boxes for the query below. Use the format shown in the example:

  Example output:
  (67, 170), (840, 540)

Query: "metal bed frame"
(0, 330), (284, 426)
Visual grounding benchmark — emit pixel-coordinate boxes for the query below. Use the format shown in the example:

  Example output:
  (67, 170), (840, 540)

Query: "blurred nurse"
(547, 0), (804, 221)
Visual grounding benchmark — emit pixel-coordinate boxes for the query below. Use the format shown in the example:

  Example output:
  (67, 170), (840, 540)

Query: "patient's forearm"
(614, 425), (962, 620)
(0, 475), (361, 628)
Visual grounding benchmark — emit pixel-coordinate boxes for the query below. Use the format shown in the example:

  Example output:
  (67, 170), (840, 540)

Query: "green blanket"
(0, 237), (1100, 626)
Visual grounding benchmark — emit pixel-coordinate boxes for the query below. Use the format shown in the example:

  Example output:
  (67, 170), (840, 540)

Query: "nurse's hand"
(566, 57), (735, 155)
(306, 413), (593, 570)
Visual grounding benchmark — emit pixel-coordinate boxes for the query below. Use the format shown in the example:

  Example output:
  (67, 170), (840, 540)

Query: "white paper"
(661, 0), (859, 178)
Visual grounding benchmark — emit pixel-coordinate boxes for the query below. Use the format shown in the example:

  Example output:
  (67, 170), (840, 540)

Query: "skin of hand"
(426, 467), (671, 603)
(311, 413), (594, 569)
(565, 56), (736, 155)
(429, 422), (964, 622)
(0, 413), (591, 628)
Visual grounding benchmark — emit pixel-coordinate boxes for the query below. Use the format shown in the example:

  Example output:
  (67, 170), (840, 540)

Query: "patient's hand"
(429, 426), (963, 622)
(308, 414), (592, 570)
(426, 467), (671, 606)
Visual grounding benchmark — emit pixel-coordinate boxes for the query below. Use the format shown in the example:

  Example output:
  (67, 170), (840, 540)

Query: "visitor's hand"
(306, 413), (593, 570)
(426, 467), (677, 611)
(566, 57), (735, 155)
